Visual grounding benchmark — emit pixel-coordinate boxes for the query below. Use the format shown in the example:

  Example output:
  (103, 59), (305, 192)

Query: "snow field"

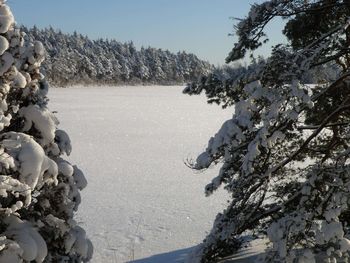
(49, 86), (232, 263)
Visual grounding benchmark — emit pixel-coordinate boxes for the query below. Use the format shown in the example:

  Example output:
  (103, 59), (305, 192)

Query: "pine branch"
(297, 121), (350, 130)
(267, 98), (350, 178)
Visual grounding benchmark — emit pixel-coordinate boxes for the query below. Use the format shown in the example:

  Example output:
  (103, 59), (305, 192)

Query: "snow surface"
(49, 86), (235, 263)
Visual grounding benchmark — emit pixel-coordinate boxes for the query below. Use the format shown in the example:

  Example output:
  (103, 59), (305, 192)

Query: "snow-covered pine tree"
(0, 1), (92, 262)
(185, 1), (350, 262)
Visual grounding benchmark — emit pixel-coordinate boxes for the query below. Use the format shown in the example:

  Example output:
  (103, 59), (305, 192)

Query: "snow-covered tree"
(0, 2), (92, 262)
(185, 1), (350, 262)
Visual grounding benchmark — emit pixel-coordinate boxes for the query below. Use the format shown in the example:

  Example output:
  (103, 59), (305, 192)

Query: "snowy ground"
(49, 86), (236, 263)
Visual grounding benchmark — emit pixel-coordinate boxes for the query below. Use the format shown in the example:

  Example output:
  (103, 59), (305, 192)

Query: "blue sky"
(9, 0), (285, 65)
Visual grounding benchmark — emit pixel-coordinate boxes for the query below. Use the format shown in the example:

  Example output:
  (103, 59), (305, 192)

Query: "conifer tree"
(0, 1), (92, 262)
(185, 1), (350, 262)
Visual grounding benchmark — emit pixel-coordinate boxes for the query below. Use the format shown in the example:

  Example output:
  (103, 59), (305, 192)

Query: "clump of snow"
(0, 145), (14, 169)
(3, 215), (47, 262)
(316, 221), (344, 244)
(25, 41), (45, 67)
(7, 28), (23, 49)
(340, 238), (350, 253)
(195, 119), (244, 169)
(0, 176), (31, 206)
(68, 226), (93, 261)
(5, 66), (27, 89)
(45, 214), (69, 237)
(73, 165), (87, 190)
(0, 35), (9, 55)
(34, 41), (45, 57)
(0, 4), (14, 34)
(267, 220), (287, 259)
(12, 70), (27, 88)
(19, 105), (57, 146)
(0, 93), (12, 131)
(55, 129), (72, 155)
(57, 160), (74, 177)
(1, 132), (58, 189)
(0, 51), (13, 75)
(0, 82), (9, 94)
(0, 236), (22, 263)
(0, 112), (11, 131)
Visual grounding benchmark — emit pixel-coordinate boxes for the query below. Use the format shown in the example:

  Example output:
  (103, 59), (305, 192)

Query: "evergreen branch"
(297, 121), (350, 130)
(267, 98), (350, 177)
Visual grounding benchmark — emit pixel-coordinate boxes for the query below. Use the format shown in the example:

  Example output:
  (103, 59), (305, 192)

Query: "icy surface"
(49, 86), (233, 263)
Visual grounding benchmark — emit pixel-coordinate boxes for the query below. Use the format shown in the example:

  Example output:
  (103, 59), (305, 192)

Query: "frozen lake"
(49, 86), (232, 263)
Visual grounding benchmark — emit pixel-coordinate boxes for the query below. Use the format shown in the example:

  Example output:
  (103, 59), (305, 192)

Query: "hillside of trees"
(21, 26), (213, 87)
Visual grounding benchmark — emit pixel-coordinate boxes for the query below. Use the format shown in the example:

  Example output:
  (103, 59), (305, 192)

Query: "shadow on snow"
(128, 246), (264, 263)
(128, 247), (191, 263)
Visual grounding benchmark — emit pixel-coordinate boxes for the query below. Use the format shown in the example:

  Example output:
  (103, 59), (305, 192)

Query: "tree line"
(21, 26), (212, 87)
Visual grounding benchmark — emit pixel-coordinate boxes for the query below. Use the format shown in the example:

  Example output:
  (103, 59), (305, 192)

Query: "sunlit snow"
(49, 86), (234, 263)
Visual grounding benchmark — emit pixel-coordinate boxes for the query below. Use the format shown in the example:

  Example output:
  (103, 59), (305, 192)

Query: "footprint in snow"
(134, 235), (145, 244)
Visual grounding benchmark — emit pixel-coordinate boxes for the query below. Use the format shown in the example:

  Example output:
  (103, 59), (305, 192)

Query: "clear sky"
(8, 0), (285, 65)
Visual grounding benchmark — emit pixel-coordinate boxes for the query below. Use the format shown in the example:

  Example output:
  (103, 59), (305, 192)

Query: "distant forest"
(21, 26), (213, 87)
(21, 26), (340, 88)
